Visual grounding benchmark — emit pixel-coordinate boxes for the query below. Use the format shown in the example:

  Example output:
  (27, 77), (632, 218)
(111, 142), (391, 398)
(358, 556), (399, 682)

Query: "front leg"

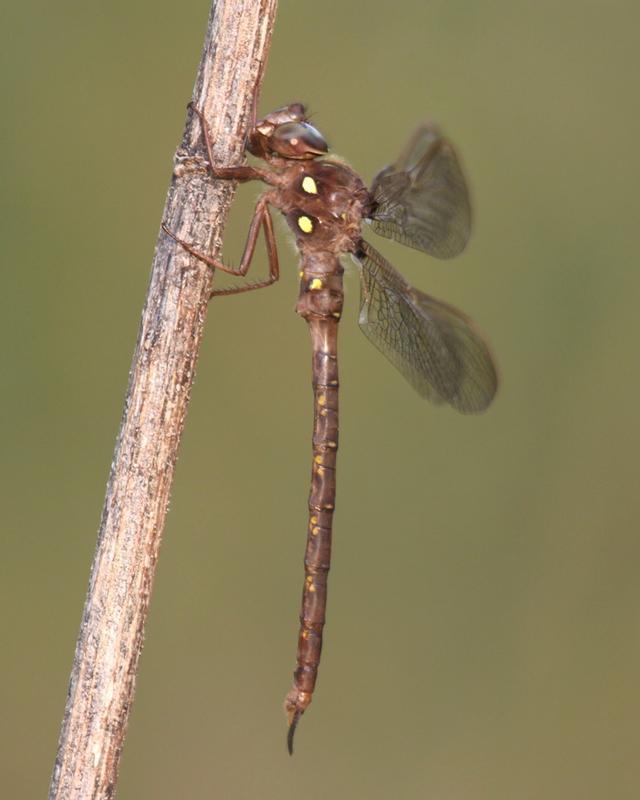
(187, 103), (274, 185)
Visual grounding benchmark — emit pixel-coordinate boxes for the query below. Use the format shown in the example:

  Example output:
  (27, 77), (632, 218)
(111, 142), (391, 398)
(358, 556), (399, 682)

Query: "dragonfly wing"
(356, 240), (497, 413)
(369, 124), (471, 259)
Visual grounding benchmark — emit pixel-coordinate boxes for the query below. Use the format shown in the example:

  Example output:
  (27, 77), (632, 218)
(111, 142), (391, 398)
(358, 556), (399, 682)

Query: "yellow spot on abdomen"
(302, 175), (318, 194)
(317, 394), (326, 406)
(298, 215), (314, 233)
(314, 454), (324, 465)
(309, 278), (324, 291)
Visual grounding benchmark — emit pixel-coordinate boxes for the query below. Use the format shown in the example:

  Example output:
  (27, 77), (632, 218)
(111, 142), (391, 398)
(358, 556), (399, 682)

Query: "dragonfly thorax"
(272, 159), (372, 256)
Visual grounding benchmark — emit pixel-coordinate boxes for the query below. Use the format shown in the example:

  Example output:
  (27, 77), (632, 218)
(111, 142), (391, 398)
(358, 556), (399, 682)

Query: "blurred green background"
(2, 0), (639, 797)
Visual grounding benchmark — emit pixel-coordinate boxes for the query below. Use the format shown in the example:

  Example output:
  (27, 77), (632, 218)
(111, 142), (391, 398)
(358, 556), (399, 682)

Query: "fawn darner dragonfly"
(163, 101), (498, 753)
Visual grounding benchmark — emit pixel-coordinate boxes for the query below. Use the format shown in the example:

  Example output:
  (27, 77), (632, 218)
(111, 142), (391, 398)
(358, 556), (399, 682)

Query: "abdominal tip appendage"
(285, 687), (311, 755)
(287, 710), (302, 755)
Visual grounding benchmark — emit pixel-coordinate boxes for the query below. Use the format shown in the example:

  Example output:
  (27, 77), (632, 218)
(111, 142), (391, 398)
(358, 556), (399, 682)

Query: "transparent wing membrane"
(369, 124), (471, 259)
(357, 241), (497, 413)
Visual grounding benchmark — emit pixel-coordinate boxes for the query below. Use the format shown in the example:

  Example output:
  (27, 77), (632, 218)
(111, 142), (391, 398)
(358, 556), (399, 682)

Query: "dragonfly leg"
(187, 102), (272, 184)
(210, 197), (279, 297)
(161, 196), (280, 297)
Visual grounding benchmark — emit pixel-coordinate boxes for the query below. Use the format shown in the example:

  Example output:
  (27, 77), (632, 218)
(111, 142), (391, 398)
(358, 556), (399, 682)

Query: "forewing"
(369, 124), (471, 259)
(356, 241), (497, 413)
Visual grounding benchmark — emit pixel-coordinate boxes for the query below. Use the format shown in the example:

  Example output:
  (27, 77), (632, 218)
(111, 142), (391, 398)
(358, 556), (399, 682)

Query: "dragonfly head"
(247, 104), (329, 160)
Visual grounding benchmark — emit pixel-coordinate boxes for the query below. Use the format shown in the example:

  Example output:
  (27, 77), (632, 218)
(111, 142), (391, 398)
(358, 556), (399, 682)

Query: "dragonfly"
(163, 101), (498, 754)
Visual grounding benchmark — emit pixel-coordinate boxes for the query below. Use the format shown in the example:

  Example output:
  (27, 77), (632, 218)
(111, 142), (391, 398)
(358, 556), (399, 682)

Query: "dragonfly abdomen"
(286, 258), (343, 752)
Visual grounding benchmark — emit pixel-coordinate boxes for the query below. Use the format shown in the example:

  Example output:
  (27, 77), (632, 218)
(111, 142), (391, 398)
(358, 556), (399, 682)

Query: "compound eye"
(271, 122), (328, 159)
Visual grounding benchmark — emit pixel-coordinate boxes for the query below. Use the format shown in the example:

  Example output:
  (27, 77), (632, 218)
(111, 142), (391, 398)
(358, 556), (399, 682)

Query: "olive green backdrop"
(2, 1), (639, 797)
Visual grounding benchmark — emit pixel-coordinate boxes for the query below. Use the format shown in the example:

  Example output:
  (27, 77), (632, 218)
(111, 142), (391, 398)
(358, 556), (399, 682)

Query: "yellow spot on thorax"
(302, 176), (318, 194)
(298, 215), (314, 233)
(309, 278), (324, 291)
